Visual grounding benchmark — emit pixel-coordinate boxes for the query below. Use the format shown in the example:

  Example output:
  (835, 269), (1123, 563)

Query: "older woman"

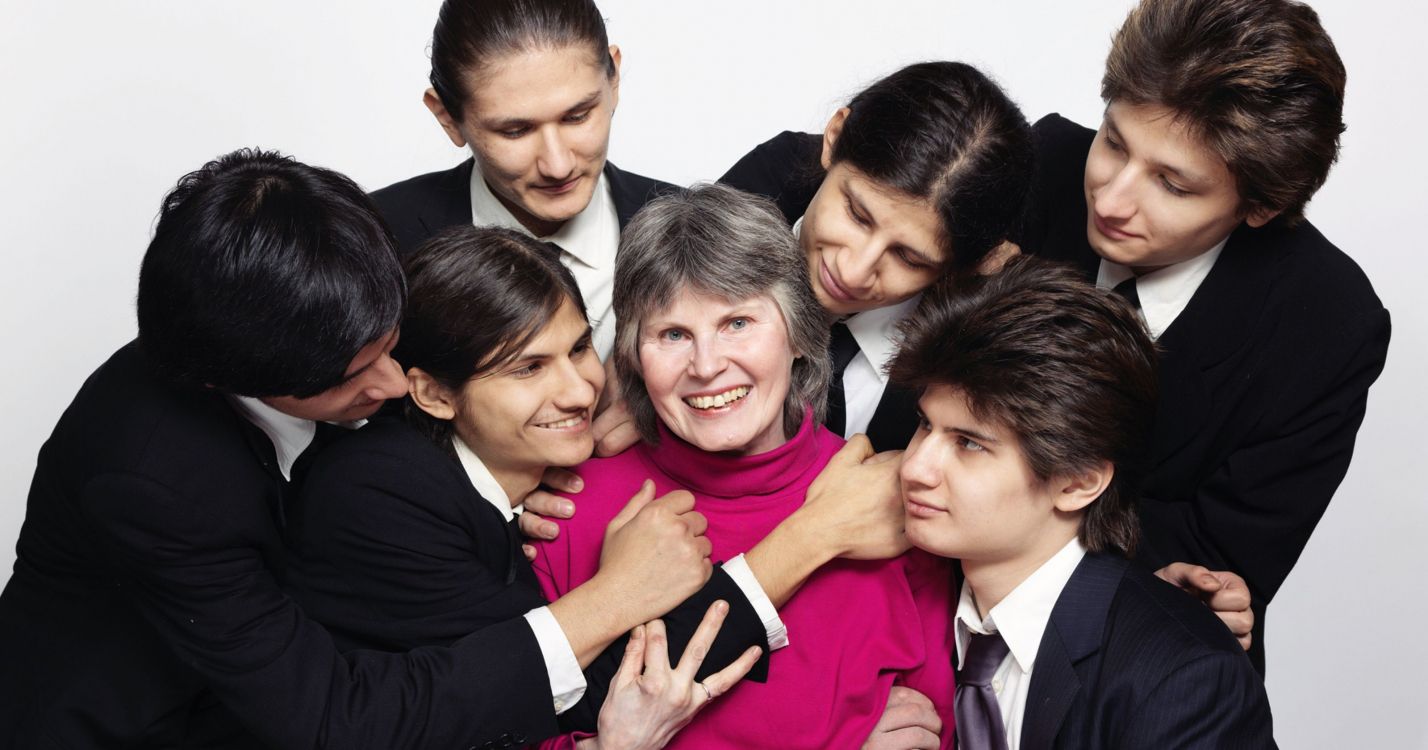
(531, 184), (957, 750)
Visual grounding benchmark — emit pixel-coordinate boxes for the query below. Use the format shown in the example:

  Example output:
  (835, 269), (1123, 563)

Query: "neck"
(488, 463), (543, 510)
(962, 528), (1080, 621)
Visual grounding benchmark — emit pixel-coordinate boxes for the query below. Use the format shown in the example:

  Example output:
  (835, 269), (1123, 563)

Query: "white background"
(2, 1), (1424, 746)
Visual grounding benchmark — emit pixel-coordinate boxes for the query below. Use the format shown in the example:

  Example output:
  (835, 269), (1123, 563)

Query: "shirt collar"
(844, 295), (922, 383)
(452, 435), (517, 521)
(1096, 237), (1227, 340)
(468, 163), (617, 270)
(955, 537), (1087, 674)
(230, 396), (314, 480)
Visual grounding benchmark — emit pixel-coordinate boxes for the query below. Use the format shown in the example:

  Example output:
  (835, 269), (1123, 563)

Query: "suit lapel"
(863, 383), (920, 453)
(418, 158), (476, 237)
(1021, 553), (1126, 750)
(604, 161), (672, 229)
(1152, 223), (1283, 461)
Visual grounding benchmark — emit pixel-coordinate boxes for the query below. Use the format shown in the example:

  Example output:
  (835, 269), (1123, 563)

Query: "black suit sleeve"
(1137, 305), (1392, 604)
(719, 131), (825, 225)
(1117, 651), (1276, 750)
(85, 470), (556, 750)
(287, 437), (769, 737)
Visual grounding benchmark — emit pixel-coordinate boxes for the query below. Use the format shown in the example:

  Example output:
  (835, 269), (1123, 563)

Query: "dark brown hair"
(398, 225), (586, 449)
(430, 0), (614, 122)
(832, 61), (1033, 277)
(890, 256), (1158, 555)
(1102, 0), (1346, 224)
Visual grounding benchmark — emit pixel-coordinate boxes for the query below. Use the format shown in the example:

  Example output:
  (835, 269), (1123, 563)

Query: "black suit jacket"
(371, 158), (675, 258)
(1018, 115), (1392, 671)
(721, 131), (922, 452)
(283, 418), (771, 734)
(1020, 553), (1275, 749)
(0, 343), (587, 749)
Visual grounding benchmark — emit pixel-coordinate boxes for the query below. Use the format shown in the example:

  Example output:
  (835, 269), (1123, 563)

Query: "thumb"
(608, 479), (657, 530)
(830, 433), (876, 467)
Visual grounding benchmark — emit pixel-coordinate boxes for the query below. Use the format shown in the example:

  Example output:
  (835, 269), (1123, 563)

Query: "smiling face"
(799, 161), (946, 316)
(448, 298), (605, 488)
(427, 44), (619, 237)
(638, 289), (795, 456)
(1084, 101), (1275, 272)
(899, 384), (1084, 572)
(263, 329), (406, 422)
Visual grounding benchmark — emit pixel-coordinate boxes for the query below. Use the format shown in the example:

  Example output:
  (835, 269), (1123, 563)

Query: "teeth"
(684, 386), (749, 410)
(539, 416), (583, 429)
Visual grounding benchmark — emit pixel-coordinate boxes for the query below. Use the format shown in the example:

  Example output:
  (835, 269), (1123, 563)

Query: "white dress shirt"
(1095, 237), (1228, 341)
(954, 538), (1087, 750)
(469, 166), (621, 360)
(792, 217), (922, 439)
(228, 396), (363, 480)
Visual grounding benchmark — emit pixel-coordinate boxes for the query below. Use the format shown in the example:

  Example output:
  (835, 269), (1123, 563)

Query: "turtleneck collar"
(644, 408), (826, 499)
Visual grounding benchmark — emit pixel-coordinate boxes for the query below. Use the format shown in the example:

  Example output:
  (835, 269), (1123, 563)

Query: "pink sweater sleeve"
(894, 550), (959, 749)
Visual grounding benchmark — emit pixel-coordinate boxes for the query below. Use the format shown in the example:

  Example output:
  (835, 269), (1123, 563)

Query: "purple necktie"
(956, 630), (1011, 750)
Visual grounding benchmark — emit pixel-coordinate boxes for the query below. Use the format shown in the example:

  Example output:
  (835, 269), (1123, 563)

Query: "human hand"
(593, 395), (641, 457)
(587, 602), (762, 750)
(518, 467), (584, 560)
(1155, 562), (1253, 650)
(861, 686), (942, 750)
(596, 480), (713, 623)
(801, 435), (909, 561)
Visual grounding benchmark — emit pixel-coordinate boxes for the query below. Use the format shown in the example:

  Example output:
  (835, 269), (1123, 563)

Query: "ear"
(1244, 204), (1280, 229)
(423, 87), (468, 149)
(407, 367), (458, 421)
(820, 107), (850, 170)
(608, 45), (622, 111)
(975, 241), (1022, 275)
(1051, 460), (1114, 514)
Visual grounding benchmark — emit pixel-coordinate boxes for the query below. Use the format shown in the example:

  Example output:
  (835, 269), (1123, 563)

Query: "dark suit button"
(513, 734), (527, 744)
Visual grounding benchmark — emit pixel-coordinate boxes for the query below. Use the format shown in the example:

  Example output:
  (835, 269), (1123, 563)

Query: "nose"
(536, 126), (575, 180)
(364, 353), (409, 402)
(551, 357), (599, 412)
(834, 241), (880, 294)
(687, 337), (729, 380)
(898, 433), (942, 490)
(1093, 165), (1138, 221)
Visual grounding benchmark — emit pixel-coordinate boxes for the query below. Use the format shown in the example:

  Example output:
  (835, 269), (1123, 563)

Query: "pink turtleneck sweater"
(530, 416), (955, 749)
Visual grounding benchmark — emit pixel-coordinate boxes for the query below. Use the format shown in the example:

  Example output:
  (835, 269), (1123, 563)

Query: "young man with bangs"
(1017, 0), (1391, 671)
(893, 257), (1274, 750)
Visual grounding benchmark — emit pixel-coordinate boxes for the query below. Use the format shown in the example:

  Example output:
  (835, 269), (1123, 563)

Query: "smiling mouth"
(683, 386), (750, 410)
(535, 414), (587, 430)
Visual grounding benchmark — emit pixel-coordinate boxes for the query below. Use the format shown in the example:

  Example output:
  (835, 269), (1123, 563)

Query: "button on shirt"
(1095, 237), (1227, 341)
(954, 538), (1087, 750)
(469, 166), (621, 360)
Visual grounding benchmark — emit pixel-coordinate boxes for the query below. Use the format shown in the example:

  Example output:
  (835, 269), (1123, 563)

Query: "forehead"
(918, 384), (1014, 441)
(827, 162), (945, 261)
(467, 44), (610, 122)
(1104, 101), (1233, 188)
(647, 287), (780, 320)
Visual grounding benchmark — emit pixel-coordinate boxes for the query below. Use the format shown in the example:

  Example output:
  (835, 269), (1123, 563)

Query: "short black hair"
(399, 225), (586, 449)
(137, 148), (406, 397)
(833, 61), (1034, 277)
(890, 256), (1158, 555)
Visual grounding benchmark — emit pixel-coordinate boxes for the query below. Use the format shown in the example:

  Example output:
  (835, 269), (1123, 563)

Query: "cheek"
(474, 139), (533, 181)
(637, 347), (681, 404)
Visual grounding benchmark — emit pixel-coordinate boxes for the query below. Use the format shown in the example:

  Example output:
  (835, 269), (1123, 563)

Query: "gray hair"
(613, 182), (831, 445)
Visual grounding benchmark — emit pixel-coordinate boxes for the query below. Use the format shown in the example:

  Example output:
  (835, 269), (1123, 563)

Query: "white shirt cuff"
(721, 553), (790, 650)
(523, 606), (588, 714)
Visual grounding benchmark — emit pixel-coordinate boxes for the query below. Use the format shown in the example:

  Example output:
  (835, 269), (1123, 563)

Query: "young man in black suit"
(894, 257), (1275, 750)
(1016, 0), (1391, 671)
(0, 149), (745, 749)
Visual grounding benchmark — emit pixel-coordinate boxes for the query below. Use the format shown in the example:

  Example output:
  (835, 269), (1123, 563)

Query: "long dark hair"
(430, 0), (615, 122)
(398, 225), (586, 450)
(832, 61), (1033, 277)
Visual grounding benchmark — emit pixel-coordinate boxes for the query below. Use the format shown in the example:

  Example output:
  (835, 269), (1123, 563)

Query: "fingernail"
(569, 477), (583, 492)
(559, 500), (575, 516)
(715, 600), (728, 614)
(543, 522), (559, 538)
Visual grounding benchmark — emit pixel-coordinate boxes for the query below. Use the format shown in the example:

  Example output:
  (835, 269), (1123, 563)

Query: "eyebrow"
(481, 91), (603, 131)
(506, 326), (594, 369)
(843, 183), (939, 267)
(1104, 113), (1212, 187)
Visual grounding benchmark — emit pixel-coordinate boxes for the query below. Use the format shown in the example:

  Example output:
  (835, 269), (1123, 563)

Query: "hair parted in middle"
(832, 60), (1034, 277)
(613, 183), (831, 446)
(890, 256), (1159, 556)
(398, 224), (587, 451)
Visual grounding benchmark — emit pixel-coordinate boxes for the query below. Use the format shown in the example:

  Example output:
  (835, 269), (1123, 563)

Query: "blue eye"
(662, 329), (685, 342)
(729, 318), (749, 331)
(957, 436), (985, 452)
